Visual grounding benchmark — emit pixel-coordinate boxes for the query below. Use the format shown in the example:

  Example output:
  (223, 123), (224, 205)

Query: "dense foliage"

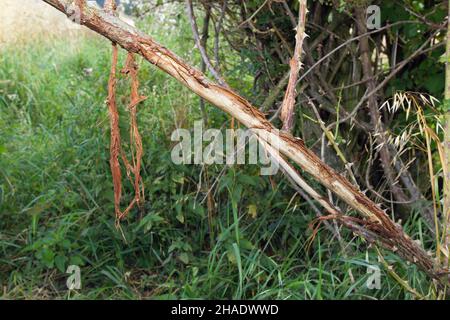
(0, 0), (447, 299)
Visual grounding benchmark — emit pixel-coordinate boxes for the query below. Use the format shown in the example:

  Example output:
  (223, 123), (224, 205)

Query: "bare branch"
(185, 0), (228, 88)
(280, 0), (307, 132)
(214, 0), (227, 70)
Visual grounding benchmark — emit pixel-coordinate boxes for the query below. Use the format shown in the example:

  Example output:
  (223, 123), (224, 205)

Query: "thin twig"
(185, 0), (228, 88)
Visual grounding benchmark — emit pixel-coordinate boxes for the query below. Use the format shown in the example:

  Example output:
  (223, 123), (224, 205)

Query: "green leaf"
(248, 204), (257, 219)
(41, 248), (55, 268)
(69, 255), (84, 266)
(179, 252), (189, 264)
(438, 54), (449, 64)
(61, 239), (71, 249)
(239, 239), (254, 250)
(176, 212), (184, 224)
(55, 255), (67, 273)
(135, 213), (164, 233)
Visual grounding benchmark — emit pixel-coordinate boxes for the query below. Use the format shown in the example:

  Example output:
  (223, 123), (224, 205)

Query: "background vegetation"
(0, 0), (447, 299)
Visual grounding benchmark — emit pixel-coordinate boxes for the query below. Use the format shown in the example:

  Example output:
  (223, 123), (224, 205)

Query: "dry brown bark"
(279, 0), (307, 132)
(104, 0), (145, 222)
(106, 42), (123, 220)
(40, 0), (449, 285)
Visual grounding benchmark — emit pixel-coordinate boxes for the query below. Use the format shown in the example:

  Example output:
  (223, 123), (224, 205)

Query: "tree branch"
(185, 0), (228, 88)
(280, 0), (307, 132)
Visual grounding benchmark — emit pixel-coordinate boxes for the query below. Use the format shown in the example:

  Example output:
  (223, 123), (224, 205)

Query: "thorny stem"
(280, 0), (307, 132)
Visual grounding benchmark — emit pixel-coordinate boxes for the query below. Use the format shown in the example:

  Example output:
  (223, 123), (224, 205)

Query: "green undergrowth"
(0, 15), (435, 300)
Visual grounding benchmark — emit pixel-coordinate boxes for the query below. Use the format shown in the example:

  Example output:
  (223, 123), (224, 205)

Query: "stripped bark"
(106, 43), (122, 220)
(191, 2), (340, 231)
(40, 0), (449, 284)
(188, 0), (339, 239)
(104, 0), (145, 222)
(257, 136), (344, 241)
(120, 53), (146, 218)
(280, 0), (307, 132)
(104, 0), (122, 221)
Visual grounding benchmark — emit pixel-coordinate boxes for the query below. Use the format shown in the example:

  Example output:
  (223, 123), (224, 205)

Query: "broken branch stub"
(41, 0), (448, 283)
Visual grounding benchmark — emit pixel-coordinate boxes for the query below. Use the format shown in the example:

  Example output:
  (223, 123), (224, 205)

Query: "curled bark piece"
(120, 53), (146, 219)
(105, 0), (145, 222)
(106, 43), (123, 221)
(104, 0), (124, 223)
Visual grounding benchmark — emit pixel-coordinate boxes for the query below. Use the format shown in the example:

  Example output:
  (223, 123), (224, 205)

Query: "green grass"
(0, 17), (436, 300)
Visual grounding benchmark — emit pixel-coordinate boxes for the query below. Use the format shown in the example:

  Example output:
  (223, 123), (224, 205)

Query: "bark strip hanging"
(104, 0), (145, 223)
(119, 53), (146, 220)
